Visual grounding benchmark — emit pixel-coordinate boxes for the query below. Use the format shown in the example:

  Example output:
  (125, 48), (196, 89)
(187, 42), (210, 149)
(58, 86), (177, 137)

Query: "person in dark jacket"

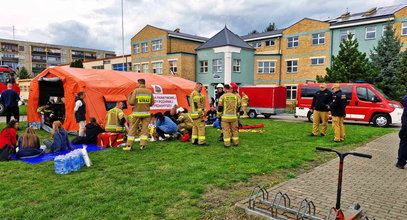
(396, 94), (407, 169)
(0, 83), (20, 124)
(205, 106), (217, 125)
(16, 127), (44, 159)
(154, 112), (178, 140)
(74, 92), (86, 137)
(71, 117), (105, 145)
(329, 84), (347, 143)
(44, 121), (73, 153)
(309, 83), (332, 137)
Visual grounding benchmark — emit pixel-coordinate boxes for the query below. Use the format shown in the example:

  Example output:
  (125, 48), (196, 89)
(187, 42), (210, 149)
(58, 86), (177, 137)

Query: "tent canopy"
(27, 66), (209, 132)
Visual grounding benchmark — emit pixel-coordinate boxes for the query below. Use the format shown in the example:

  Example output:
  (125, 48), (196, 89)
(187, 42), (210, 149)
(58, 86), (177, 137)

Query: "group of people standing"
(309, 83), (347, 142)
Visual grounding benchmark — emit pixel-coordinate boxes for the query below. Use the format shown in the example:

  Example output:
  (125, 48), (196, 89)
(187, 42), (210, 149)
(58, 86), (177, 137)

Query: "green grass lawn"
(0, 119), (395, 219)
(19, 105), (27, 115)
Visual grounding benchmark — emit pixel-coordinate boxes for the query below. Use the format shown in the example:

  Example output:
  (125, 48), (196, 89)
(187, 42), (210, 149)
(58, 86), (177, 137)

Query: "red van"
(295, 83), (403, 127)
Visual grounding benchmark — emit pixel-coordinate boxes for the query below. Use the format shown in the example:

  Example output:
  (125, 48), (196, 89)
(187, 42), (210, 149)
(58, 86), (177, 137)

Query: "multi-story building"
(131, 25), (208, 80)
(82, 55), (132, 71)
(0, 38), (116, 76)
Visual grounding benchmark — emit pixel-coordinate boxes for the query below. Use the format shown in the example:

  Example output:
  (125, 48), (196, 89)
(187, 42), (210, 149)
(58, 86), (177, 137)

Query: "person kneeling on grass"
(71, 117), (105, 145)
(153, 112), (179, 141)
(16, 127), (44, 159)
(0, 120), (19, 152)
(44, 121), (73, 153)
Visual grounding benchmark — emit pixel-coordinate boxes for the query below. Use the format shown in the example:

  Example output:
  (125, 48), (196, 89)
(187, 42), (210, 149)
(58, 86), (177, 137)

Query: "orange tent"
(27, 66), (209, 133)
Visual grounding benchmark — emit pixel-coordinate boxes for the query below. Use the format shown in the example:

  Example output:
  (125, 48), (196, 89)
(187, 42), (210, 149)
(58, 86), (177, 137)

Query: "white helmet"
(176, 107), (185, 113)
(216, 83), (224, 88)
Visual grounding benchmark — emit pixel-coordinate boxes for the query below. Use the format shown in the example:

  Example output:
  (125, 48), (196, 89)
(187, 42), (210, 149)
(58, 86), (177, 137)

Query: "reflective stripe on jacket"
(127, 85), (154, 118)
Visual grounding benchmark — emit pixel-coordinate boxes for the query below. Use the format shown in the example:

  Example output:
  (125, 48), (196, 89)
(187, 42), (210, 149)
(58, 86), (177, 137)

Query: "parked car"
(295, 83), (403, 127)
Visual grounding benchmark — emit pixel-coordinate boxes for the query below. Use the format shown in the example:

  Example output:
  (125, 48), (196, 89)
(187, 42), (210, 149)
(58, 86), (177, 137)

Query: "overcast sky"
(0, 0), (405, 55)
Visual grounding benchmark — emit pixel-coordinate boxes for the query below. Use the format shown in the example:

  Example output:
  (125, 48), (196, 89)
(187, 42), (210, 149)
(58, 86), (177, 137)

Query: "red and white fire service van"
(239, 86), (286, 118)
(295, 83), (403, 127)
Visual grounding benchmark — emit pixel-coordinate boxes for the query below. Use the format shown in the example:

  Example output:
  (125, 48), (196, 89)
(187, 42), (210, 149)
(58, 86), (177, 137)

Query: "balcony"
(84, 55), (97, 60)
(32, 51), (46, 55)
(32, 58), (46, 63)
(1, 48), (18, 53)
(48, 52), (61, 57)
(1, 56), (18, 62)
(72, 54), (84, 59)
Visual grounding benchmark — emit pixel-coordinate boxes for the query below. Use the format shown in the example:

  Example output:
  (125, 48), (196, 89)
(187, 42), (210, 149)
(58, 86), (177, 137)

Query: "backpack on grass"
(0, 144), (15, 161)
(97, 133), (124, 148)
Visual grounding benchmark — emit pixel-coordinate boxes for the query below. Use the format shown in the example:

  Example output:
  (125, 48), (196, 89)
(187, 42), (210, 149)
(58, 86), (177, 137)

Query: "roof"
(153, 26), (208, 42)
(330, 4), (407, 26)
(196, 27), (254, 50)
(240, 29), (285, 41)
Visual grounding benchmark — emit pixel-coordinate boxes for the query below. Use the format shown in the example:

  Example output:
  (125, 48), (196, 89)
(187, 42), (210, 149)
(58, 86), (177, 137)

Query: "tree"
(17, 66), (30, 79)
(264, 22), (277, 32)
(70, 60), (83, 68)
(249, 30), (258, 35)
(317, 34), (377, 83)
(370, 23), (406, 101)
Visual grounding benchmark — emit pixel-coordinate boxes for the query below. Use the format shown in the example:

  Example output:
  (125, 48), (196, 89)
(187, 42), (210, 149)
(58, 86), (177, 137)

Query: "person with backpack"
(0, 120), (19, 160)
(43, 121), (73, 153)
(16, 127), (44, 159)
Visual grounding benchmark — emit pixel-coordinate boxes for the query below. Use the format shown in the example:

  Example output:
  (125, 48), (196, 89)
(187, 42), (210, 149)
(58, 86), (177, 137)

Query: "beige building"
(17, 79), (32, 100)
(82, 55), (132, 71)
(0, 38), (116, 77)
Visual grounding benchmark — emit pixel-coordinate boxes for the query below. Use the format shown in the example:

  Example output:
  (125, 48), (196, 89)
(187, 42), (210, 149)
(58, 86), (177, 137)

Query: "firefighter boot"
(123, 145), (132, 151)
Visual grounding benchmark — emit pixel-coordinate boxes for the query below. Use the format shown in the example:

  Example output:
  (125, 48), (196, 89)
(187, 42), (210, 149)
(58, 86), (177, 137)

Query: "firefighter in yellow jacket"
(105, 101), (126, 133)
(124, 79), (154, 151)
(218, 84), (241, 147)
(190, 82), (209, 146)
(177, 108), (193, 134)
(241, 91), (249, 118)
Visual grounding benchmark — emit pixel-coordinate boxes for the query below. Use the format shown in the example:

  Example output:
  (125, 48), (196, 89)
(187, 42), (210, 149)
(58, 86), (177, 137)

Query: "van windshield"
(372, 86), (390, 100)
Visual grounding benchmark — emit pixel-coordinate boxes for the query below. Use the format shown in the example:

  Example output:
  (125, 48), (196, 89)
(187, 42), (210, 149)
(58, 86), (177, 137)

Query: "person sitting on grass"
(205, 105), (217, 125)
(16, 127), (44, 159)
(71, 117), (104, 145)
(153, 112), (178, 141)
(44, 121), (73, 153)
(0, 120), (19, 151)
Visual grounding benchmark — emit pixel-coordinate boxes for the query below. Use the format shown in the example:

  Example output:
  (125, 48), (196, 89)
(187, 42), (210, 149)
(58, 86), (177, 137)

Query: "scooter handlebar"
(316, 147), (335, 152)
(351, 152), (372, 159)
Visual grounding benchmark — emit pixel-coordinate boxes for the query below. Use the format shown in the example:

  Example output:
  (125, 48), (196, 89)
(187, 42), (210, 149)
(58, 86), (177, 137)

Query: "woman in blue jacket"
(44, 121), (73, 153)
(154, 112), (178, 140)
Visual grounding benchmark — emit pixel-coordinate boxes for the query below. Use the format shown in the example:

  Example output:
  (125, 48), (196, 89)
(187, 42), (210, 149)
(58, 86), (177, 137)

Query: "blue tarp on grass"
(12, 144), (108, 164)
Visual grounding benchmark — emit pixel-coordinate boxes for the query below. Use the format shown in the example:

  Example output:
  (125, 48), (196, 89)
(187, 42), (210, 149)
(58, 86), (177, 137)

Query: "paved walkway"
(0, 115), (27, 123)
(237, 132), (406, 219)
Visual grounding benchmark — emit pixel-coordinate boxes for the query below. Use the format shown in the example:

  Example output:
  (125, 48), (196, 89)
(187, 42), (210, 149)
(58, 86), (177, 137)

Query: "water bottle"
(54, 156), (65, 174)
(64, 155), (72, 173)
(78, 150), (85, 167)
(73, 152), (80, 171)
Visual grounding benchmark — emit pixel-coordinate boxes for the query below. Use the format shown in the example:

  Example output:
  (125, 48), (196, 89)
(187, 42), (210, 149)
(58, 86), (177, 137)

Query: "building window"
(287, 36), (299, 48)
(92, 65), (104, 69)
(134, 44), (140, 54)
(265, 40), (275, 47)
(382, 24), (394, 36)
(311, 57), (324, 66)
(152, 40), (162, 51)
(253, 42), (262, 48)
(286, 85), (297, 100)
(169, 60), (177, 74)
(112, 63), (127, 71)
(19, 46), (24, 51)
(152, 62), (163, 74)
(286, 60), (298, 73)
(365, 27), (376, 40)
(402, 22), (407, 36)
(258, 61), (276, 74)
(312, 33), (325, 45)
(103, 60), (111, 64)
(142, 42), (148, 53)
(233, 59), (241, 72)
(142, 63), (149, 73)
(212, 59), (222, 73)
(134, 64), (141, 72)
(200, 60), (208, 73)
(340, 30), (355, 41)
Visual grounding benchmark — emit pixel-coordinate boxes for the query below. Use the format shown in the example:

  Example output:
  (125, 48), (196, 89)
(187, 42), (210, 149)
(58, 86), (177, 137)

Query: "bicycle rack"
(247, 186), (375, 220)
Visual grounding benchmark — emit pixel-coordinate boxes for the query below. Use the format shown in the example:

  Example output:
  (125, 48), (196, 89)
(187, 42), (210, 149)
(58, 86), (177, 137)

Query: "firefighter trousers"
(192, 117), (206, 144)
(312, 110), (329, 135)
(127, 116), (150, 147)
(332, 116), (345, 142)
(242, 105), (248, 118)
(221, 118), (239, 146)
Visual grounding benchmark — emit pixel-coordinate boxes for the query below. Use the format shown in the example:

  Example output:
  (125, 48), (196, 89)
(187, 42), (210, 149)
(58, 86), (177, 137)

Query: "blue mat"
(12, 144), (108, 164)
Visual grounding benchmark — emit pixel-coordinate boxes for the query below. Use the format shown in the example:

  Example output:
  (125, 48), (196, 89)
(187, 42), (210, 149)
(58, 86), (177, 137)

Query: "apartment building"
(82, 55), (132, 71)
(0, 38), (116, 76)
(131, 25), (208, 81)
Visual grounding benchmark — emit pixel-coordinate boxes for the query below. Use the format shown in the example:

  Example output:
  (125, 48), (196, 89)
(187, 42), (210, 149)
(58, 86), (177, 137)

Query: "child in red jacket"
(0, 120), (19, 150)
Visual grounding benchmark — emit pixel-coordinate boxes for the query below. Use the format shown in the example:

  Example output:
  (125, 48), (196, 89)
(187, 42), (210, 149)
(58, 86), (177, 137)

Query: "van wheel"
(307, 111), (313, 122)
(372, 114), (390, 128)
(248, 110), (257, 119)
(263, 114), (271, 118)
(0, 102), (5, 115)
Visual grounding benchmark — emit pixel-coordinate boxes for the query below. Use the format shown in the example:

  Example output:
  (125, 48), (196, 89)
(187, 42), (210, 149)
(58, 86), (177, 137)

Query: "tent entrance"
(38, 77), (65, 125)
